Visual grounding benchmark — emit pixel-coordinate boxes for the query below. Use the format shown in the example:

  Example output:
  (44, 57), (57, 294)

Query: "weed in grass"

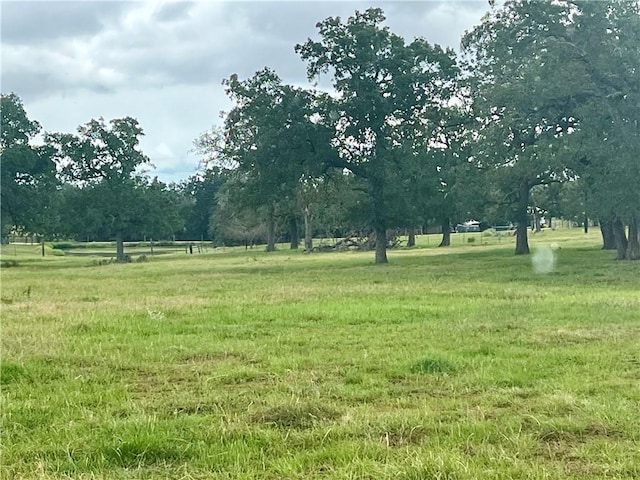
(410, 357), (456, 375)
(170, 402), (220, 416)
(0, 362), (31, 384)
(380, 424), (427, 447)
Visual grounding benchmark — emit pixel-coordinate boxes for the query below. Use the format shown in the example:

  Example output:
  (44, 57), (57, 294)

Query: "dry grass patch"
(251, 403), (341, 429)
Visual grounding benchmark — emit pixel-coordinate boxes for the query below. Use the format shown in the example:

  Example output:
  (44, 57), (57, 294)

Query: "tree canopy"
(296, 8), (460, 262)
(462, 0), (639, 256)
(47, 117), (181, 261)
(2, 2), (638, 261)
(1, 93), (57, 239)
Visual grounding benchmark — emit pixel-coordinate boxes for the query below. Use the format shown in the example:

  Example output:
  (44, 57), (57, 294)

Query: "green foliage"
(50, 242), (76, 250)
(211, 178), (269, 247)
(46, 118), (183, 259)
(462, 2), (578, 253)
(0, 93), (58, 238)
(409, 357), (456, 375)
(296, 8), (461, 263)
(462, 0), (640, 256)
(203, 68), (335, 251)
(6, 4), (638, 263)
(176, 167), (228, 241)
(49, 117), (150, 185)
(0, 362), (30, 385)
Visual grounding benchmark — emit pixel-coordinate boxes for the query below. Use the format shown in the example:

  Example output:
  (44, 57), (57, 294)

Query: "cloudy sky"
(1, 1), (491, 183)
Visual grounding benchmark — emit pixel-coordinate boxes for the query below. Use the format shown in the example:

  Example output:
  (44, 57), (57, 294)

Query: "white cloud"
(2, 1), (490, 182)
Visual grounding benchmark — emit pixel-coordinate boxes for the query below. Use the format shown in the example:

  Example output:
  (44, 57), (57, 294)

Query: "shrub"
(0, 260), (19, 268)
(87, 259), (114, 267)
(50, 242), (76, 250)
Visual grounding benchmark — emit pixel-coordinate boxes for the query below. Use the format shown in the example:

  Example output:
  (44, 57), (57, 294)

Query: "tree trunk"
(439, 218), (451, 247)
(289, 216), (299, 250)
(613, 217), (628, 260)
(599, 218), (616, 250)
(583, 189), (589, 234)
(534, 212), (542, 232)
(116, 231), (126, 262)
(370, 173), (388, 264)
(374, 225), (388, 264)
(625, 216), (640, 260)
(407, 228), (416, 247)
(515, 183), (530, 255)
(304, 206), (313, 251)
(266, 216), (276, 252)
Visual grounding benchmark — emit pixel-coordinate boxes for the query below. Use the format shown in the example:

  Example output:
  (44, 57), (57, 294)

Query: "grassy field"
(1, 229), (639, 479)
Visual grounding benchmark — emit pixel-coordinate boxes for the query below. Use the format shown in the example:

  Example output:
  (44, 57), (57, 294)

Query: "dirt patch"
(528, 328), (609, 347)
(127, 365), (200, 396)
(179, 351), (261, 365)
(532, 420), (624, 476)
(536, 422), (622, 443)
(251, 403), (340, 429)
(169, 402), (221, 416)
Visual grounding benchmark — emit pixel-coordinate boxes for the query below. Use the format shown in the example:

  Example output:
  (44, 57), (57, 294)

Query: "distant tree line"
(2, 1), (638, 262)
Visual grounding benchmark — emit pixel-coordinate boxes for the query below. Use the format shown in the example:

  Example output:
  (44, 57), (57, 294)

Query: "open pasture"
(1, 229), (639, 479)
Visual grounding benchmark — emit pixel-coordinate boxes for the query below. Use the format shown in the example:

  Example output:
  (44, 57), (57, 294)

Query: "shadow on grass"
(251, 403), (341, 429)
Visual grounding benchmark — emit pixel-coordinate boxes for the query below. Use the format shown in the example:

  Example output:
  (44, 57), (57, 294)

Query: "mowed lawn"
(1, 230), (639, 479)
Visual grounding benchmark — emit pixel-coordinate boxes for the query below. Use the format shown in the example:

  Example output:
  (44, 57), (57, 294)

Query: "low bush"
(87, 259), (114, 267)
(50, 242), (76, 250)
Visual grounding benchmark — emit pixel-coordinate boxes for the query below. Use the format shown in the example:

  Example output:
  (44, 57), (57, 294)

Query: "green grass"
(2, 229), (639, 479)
